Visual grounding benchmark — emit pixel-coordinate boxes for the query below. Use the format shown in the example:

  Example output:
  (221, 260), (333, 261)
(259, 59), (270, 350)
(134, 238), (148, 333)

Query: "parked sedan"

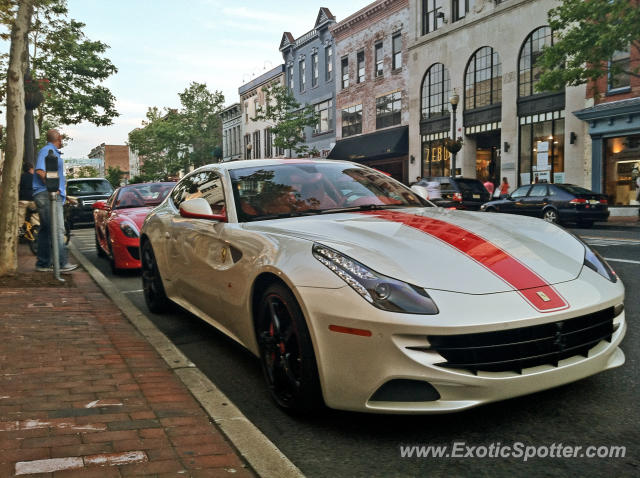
(93, 182), (175, 273)
(480, 183), (609, 226)
(139, 160), (625, 414)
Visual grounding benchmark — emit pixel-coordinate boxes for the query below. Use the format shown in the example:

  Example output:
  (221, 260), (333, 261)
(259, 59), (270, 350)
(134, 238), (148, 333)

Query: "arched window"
(421, 63), (450, 120)
(518, 26), (553, 97)
(464, 47), (501, 110)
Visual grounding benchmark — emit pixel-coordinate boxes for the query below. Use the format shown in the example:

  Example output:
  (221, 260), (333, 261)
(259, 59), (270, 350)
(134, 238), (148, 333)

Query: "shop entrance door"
(475, 132), (501, 188)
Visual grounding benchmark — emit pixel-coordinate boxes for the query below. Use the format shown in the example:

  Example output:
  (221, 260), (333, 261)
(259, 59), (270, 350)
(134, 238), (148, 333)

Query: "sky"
(8, 0), (374, 158)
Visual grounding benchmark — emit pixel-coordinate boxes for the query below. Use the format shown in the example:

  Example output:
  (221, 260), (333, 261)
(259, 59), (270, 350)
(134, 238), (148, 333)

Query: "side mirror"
(179, 198), (227, 222)
(92, 201), (108, 210)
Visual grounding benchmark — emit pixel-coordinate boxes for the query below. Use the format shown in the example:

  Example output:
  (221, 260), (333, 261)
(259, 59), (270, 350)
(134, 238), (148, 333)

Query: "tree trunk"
(0, 1), (34, 277)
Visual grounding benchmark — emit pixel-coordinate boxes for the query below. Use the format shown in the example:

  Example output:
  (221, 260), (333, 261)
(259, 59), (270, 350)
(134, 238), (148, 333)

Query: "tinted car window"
(230, 163), (423, 222)
(557, 184), (594, 195)
(67, 179), (113, 196)
(528, 184), (548, 197)
(171, 171), (225, 214)
(114, 183), (174, 209)
(510, 186), (530, 198)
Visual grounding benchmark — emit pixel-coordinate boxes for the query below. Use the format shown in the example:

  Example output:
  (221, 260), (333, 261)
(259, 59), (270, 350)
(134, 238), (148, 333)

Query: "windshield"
(67, 179), (113, 196)
(229, 162), (426, 222)
(114, 182), (174, 209)
(456, 179), (487, 194)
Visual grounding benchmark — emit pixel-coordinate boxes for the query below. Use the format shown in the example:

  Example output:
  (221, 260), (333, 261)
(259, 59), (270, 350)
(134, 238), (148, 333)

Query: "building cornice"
(331, 0), (408, 40)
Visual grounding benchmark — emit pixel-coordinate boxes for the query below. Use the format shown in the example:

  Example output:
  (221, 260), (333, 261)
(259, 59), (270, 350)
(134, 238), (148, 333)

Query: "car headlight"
(583, 246), (617, 283)
(120, 222), (139, 238)
(312, 243), (439, 314)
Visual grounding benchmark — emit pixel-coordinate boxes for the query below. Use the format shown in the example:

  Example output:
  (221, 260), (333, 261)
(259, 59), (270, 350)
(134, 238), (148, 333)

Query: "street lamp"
(449, 90), (459, 177)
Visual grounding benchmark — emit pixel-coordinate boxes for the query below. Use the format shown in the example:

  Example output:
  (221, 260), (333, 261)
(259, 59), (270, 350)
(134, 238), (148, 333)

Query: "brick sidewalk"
(0, 245), (255, 477)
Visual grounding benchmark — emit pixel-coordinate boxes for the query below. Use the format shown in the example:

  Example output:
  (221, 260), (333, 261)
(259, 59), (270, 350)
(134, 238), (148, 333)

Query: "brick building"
(328, 0), (410, 182)
(574, 37), (640, 208)
(238, 65), (285, 159)
(88, 143), (130, 181)
(280, 8), (337, 157)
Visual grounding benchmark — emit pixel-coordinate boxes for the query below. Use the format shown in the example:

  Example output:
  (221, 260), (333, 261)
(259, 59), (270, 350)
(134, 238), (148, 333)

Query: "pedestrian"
(499, 177), (510, 198)
(410, 176), (422, 186)
(425, 180), (442, 200)
(18, 162), (37, 229)
(32, 129), (77, 272)
(483, 179), (494, 196)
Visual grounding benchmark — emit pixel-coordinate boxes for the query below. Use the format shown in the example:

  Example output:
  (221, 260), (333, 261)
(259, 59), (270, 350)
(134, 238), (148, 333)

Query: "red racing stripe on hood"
(361, 210), (569, 313)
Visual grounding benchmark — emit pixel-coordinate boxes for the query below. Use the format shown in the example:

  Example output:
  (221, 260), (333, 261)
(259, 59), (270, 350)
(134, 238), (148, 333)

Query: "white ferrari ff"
(140, 159), (626, 414)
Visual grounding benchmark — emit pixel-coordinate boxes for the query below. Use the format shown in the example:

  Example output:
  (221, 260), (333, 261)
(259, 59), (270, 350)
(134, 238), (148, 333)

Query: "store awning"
(327, 126), (408, 161)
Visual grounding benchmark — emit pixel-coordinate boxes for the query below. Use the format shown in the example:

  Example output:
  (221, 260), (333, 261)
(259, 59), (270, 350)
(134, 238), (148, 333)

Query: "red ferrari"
(93, 182), (175, 273)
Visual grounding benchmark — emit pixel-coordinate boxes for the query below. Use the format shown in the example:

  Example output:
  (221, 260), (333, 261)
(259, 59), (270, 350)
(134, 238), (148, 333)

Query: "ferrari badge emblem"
(536, 291), (551, 302)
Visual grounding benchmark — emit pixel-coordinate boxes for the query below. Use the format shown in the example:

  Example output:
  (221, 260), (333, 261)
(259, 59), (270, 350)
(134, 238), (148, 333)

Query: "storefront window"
(518, 111), (565, 185)
(421, 135), (450, 177)
(604, 134), (640, 206)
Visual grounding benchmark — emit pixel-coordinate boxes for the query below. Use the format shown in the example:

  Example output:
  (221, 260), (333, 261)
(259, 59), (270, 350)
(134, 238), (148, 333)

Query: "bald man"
(33, 129), (77, 272)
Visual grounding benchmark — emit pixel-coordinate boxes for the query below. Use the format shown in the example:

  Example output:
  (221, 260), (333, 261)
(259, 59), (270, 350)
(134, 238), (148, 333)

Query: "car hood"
(113, 207), (152, 229)
(244, 207), (586, 295)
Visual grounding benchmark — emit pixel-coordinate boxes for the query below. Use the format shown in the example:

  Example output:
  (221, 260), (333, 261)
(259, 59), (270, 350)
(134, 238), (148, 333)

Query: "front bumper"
(297, 267), (625, 413)
(111, 235), (141, 269)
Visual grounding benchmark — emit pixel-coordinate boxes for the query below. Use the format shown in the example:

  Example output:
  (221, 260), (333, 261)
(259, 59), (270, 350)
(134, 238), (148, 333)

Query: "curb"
(69, 241), (305, 478)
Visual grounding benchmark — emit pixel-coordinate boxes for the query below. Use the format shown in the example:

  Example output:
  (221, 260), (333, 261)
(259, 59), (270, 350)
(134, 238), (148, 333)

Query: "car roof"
(202, 158), (355, 171)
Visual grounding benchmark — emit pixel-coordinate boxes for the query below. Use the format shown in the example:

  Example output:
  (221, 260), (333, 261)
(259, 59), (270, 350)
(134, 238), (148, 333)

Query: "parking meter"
(45, 149), (60, 192)
(45, 148), (63, 281)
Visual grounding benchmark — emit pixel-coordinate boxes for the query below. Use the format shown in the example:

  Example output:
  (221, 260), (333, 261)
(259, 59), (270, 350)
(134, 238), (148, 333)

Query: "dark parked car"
(480, 183), (609, 226)
(66, 178), (114, 228)
(412, 177), (491, 210)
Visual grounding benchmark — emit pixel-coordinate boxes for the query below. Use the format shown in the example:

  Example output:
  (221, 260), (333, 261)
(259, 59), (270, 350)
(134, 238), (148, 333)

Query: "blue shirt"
(33, 142), (66, 201)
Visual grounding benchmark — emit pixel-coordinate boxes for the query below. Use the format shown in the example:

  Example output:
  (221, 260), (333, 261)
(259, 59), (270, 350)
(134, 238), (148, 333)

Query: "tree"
(537, 0), (640, 93)
(74, 165), (98, 178)
(0, 0), (34, 277)
(178, 82), (224, 168)
(252, 83), (319, 156)
(128, 83), (225, 178)
(0, 0), (118, 133)
(105, 166), (125, 188)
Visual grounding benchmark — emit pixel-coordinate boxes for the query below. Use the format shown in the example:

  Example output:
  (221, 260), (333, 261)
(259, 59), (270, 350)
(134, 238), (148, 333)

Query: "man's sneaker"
(35, 265), (53, 272)
(60, 263), (79, 273)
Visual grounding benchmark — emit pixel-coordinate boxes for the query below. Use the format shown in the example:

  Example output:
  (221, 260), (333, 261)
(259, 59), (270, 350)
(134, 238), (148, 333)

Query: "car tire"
(141, 240), (170, 313)
(542, 207), (559, 224)
(95, 231), (106, 257)
(256, 283), (323, 414)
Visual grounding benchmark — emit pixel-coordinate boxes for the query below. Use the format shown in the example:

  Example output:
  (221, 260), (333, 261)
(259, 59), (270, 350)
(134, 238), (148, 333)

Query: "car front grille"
(424, 307), (616, 374)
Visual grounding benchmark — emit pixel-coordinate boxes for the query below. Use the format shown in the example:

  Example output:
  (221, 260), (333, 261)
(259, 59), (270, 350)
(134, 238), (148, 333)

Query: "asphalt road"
(70, 222), (640, 478)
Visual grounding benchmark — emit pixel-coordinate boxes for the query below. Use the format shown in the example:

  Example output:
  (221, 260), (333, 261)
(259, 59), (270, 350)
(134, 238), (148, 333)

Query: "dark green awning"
(327, 126), (408, 161)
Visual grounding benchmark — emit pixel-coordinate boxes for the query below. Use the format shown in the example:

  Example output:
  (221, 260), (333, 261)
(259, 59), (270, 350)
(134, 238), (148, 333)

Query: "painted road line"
(15, 451), (147, 475)
(604, 257), (640, 265)
(69, 241), (305, 478)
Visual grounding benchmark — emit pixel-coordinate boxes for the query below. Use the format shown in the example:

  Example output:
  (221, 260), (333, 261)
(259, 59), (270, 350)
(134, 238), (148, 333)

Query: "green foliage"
(128, 174), (148, 184)
(73, 165), (98, 178)
(128, 83), (225, 180)
(106, 166), (125, 188)
(0, 0), (118, 134)
(252, 83), (319, 155)
(537, 0), (640, 93)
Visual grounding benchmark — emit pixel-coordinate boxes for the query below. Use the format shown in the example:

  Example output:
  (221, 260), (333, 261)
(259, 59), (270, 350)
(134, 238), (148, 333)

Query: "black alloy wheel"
(141, 240), (170, 313)
(256, 284), (322, 414)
